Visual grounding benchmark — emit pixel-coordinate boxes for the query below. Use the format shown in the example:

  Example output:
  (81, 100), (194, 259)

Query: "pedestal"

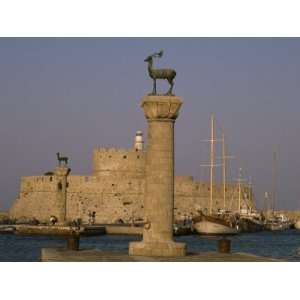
(129, 95), (186, 257)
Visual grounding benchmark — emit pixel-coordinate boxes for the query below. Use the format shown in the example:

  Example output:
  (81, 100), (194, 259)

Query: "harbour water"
(1, 230), (300, 261)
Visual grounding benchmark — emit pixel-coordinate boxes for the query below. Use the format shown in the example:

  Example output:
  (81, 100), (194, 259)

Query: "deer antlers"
(151, 50), (163, 58)
(145, 50), (164, 61)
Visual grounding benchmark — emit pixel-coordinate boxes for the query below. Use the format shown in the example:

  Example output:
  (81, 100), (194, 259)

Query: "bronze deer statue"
(56, 152), (68, 166)
(144, 50), (176, 95)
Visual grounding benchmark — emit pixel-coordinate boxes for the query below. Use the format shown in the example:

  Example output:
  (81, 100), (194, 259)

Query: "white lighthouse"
(134, 131), (144, 151)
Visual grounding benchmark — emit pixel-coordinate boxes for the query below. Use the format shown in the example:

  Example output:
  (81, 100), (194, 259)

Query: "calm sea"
(1, 230), (300, 261)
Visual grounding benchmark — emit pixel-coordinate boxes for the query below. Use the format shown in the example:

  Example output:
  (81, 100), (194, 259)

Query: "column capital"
(141, 95), (183, 121)
(54, 165), (71, 177)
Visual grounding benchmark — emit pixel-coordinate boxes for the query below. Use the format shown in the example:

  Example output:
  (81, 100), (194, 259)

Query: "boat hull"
(239, 218), (264, 233)
(265, 223), (290, 231)
(193, 220), (239, 235)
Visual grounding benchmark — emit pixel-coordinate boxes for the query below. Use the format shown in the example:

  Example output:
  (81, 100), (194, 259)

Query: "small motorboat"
(173, 220), (192, 236)
(265, 215), (291, 231)
(0, 226), (16, 234)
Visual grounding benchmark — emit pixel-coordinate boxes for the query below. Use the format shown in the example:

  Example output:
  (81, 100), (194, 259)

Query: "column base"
(129, 241), (186, 257)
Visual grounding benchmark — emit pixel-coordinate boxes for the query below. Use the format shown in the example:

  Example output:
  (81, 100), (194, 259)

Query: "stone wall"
(10, 176), (59, 221)
(174, 176), (253, 220)
(93, 148), (145, 179)
(9, 174), (254, 223)
(274, 210), (300, 222)
(0, 211), (9, 223)
(66, 176), (144, 223)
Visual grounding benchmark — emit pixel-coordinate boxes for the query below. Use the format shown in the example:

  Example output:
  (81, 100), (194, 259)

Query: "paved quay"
(41, 248), (280, 262)
(2, 224), (141, 236)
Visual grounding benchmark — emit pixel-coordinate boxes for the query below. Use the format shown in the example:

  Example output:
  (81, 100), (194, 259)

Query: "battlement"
(22, 176), (55, 182)
(20, 176), (57, 193)
(94, 147), (145, 153)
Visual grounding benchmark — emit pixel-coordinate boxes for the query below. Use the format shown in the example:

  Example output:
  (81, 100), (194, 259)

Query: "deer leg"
(170, 79), (174, 95)
(166, 78), (174, 95)
(152, 79), (156, 95)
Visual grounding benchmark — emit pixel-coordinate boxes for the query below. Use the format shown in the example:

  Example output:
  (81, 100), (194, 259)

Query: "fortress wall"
(174, 179), (255, 219)
(9, 172), (255, 223)
(93, 148), (145, 179)
(66, 191), (144, 224)
(9, 174), (146, 223)
(67, 176), (145, 194)
(10, 176), (61, 220)
(10, 192), (58, 221)
(21, 176), (58, 192)
(66, 176), (145, 223)
(41, 175), (144, 223)
(274, 210), (300, 221)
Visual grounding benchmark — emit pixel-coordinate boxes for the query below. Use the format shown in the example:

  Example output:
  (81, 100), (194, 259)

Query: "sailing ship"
(193, 114), (239, 235)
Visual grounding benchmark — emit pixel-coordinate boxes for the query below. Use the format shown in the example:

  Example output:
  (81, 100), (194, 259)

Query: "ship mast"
(222, 132), (226, 210)
(200, 114), (221, 215)
(248, 177), (252, 210)
(272, 149), (277, 214)
(209, 114), (214, 215)
(238, 168), (242, 214)
(264, 191), (269, 212)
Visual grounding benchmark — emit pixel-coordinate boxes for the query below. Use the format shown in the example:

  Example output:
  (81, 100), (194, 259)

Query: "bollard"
(218, 238), (231, 253)
(66, 234), (80, 251)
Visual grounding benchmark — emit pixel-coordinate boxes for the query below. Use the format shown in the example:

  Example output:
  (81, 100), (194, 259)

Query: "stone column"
(129, 95), (186, 257)
(54, 165), (70, 224)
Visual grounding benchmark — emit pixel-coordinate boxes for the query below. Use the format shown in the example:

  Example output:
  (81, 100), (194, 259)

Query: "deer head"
(144, 50), (164, 62)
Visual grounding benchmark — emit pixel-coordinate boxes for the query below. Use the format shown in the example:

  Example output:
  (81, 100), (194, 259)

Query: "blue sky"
(1, 38), (300, 210)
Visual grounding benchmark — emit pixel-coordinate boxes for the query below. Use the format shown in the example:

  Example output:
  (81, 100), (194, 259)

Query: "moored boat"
(238, 209), (264, 233)
(193, 214), (239, 235)
(0, 226), (16, 234)
(173, 220), (192, 236)
(239, 217), (264, 233)
(265, 215), (291, 231)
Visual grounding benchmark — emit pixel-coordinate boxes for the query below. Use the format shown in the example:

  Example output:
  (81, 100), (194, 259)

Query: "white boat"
(194, 222), (238, 235)
(0, 226), (15, 234)
(193, 214), (239, 235)
(265, 215), (291, 231)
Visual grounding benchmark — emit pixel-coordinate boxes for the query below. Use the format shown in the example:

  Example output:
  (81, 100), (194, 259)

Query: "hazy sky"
(1, 38), (300, 210)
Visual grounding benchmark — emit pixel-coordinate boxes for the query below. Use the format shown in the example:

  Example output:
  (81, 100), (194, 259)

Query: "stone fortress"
(9, 131), (255, 224)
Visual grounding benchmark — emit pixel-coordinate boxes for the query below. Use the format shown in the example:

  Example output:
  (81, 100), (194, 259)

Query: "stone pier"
(129, 95), (186, 257)
(54, 165), (70, 224)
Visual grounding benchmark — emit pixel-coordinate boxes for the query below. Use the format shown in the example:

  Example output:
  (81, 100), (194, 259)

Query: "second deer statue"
(144, 50), (176, 96)
(56, 152), (69, 166)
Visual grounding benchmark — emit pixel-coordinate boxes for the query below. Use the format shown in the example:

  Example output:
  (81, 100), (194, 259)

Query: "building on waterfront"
(9, 131), (255, 223)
